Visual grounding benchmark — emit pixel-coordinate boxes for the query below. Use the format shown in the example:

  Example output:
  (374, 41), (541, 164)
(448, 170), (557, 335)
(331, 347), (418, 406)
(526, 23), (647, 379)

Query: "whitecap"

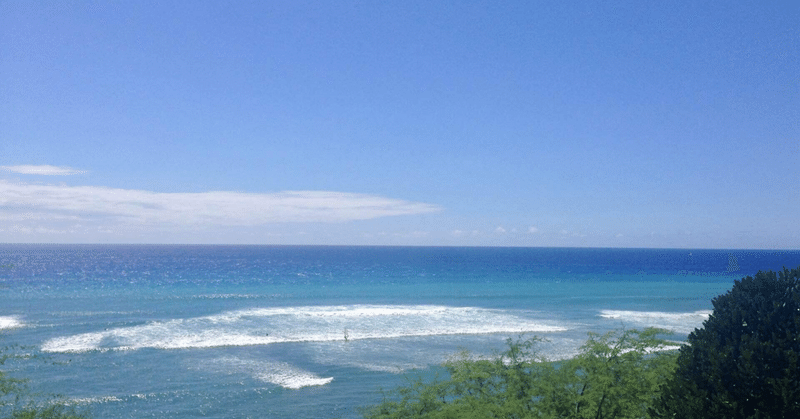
(0, 315), (22, 330)
(351, 363), (424, 373)
(599, 309), (711, 334)
(204, 357), (333, 389)
(257, 368), (334, 389)
(67, 395), (123, 405)
(41, 304), (569, 353)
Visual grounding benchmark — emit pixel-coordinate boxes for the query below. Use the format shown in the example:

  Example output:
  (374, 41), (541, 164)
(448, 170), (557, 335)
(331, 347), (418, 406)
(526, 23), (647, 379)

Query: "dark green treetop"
(652, 266), (800, 419)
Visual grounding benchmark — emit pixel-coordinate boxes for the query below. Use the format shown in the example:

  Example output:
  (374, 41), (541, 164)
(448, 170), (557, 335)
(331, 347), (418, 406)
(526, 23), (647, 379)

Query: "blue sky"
(1, 1), (797, 248)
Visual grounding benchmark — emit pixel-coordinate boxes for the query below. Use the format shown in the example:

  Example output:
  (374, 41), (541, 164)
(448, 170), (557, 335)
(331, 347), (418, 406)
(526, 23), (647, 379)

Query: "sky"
(0, 0), (798, 248)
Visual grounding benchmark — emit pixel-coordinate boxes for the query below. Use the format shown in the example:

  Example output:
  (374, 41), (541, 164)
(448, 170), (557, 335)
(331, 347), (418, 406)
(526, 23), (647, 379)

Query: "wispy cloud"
(0, 180), (442, 227)
(0, 165), (86, 175)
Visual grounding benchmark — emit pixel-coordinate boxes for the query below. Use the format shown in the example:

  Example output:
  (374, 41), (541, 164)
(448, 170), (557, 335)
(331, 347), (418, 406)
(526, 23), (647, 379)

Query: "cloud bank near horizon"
(0, 181), (442, 229)
(0, 165), (87, 176)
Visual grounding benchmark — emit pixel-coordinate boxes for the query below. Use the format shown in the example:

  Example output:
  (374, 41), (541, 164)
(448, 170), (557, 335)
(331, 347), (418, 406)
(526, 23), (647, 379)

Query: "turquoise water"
(1, 245), (799, 418)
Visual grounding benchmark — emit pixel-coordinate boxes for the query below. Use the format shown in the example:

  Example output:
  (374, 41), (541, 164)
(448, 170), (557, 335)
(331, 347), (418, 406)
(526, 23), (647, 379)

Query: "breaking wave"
(0, 315), (22, 330)
(599, 309), (711, 334)
(41, 305), (567, 353)
(204, 356), (333, 389)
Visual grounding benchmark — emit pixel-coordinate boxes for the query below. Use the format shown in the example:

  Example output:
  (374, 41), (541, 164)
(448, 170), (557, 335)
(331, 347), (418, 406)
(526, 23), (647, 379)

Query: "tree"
(362, 328), (677, 419)
(548, 328), (677, 419)
(652, 266), (800, 419)
(361, 336), (553, 419)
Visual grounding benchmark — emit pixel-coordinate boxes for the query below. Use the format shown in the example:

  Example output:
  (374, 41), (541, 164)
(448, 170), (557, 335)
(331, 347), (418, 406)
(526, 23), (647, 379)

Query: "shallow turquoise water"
(2, 245), (798, 418)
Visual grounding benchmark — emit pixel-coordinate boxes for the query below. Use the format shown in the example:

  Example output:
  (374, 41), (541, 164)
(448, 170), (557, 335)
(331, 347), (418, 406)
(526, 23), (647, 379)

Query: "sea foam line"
(599, 309), (711, 334)
(41, 305), (568, 353)
(206, 356), (333, 389)
(67, 396), (124, 405)
(0, 315), (22, 330)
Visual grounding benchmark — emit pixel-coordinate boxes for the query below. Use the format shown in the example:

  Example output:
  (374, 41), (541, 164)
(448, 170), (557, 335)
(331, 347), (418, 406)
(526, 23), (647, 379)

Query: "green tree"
(362, 328), (677, 419)
(546, 328), (678, 419)
(652, 266), (800, 419)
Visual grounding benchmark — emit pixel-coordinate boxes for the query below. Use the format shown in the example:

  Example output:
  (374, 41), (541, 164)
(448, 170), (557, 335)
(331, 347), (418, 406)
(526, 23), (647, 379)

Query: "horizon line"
(0, 242), (797, 252)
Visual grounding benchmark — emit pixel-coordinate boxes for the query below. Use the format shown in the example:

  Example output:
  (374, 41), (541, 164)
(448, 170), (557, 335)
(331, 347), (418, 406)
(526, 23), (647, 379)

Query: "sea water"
(1, 245), (799, 418)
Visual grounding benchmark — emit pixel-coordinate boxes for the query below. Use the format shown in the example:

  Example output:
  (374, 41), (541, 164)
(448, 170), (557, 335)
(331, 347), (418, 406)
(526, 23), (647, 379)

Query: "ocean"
(1, 245), (799, 418)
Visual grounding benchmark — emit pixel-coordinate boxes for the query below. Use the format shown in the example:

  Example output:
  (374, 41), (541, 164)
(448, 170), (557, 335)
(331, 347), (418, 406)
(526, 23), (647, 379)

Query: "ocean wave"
(191, 293), (264, 300)
(67, 390), (195, 405)
(0, 315), (22, 330)
(599, 309), (711, 334)
(41, 305), (568, 353)
(352, 363), (424, 373)
(204, 356), (333, 389)
(67, 395), (123, 405)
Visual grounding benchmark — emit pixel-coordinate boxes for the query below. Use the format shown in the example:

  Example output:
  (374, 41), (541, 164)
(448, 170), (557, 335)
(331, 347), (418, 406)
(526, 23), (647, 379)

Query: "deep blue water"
(2, 245), (799, 418)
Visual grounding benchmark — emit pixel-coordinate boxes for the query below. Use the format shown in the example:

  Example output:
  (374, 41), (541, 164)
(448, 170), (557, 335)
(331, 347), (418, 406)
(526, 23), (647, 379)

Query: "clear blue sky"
(1, 1), (797, 248)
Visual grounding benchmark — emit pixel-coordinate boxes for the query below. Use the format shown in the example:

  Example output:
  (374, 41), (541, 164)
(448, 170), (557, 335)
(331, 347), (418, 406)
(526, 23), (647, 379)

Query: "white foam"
(41, 305), (568, 353)
(0, 315), (22, 330)
(205, 356), (333, 389)
(599, 310), (711, 334)
(68, 395), (123, 405)
(257, 367), (334, 389)
(352, 363), (425, 373)
(41, 324), (275, 353)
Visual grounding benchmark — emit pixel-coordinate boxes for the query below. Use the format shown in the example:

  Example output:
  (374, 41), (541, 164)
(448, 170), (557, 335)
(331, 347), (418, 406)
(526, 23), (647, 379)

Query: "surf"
(41, 305), (568, 353)
(599, 309), (711, 334)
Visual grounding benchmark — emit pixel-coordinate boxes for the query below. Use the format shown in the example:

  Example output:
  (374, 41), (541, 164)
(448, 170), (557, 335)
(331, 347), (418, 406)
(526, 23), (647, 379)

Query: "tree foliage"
(652, 266), (800, 419)
(362, 328), (677, 419)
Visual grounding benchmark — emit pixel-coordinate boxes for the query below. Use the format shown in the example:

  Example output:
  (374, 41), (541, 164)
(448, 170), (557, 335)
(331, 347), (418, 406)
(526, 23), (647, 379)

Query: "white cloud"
(1, 165), (86, 175)
(0, 180), (442, 228)
(528, 226), (539, 234)
(494, 226), (506, 234)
